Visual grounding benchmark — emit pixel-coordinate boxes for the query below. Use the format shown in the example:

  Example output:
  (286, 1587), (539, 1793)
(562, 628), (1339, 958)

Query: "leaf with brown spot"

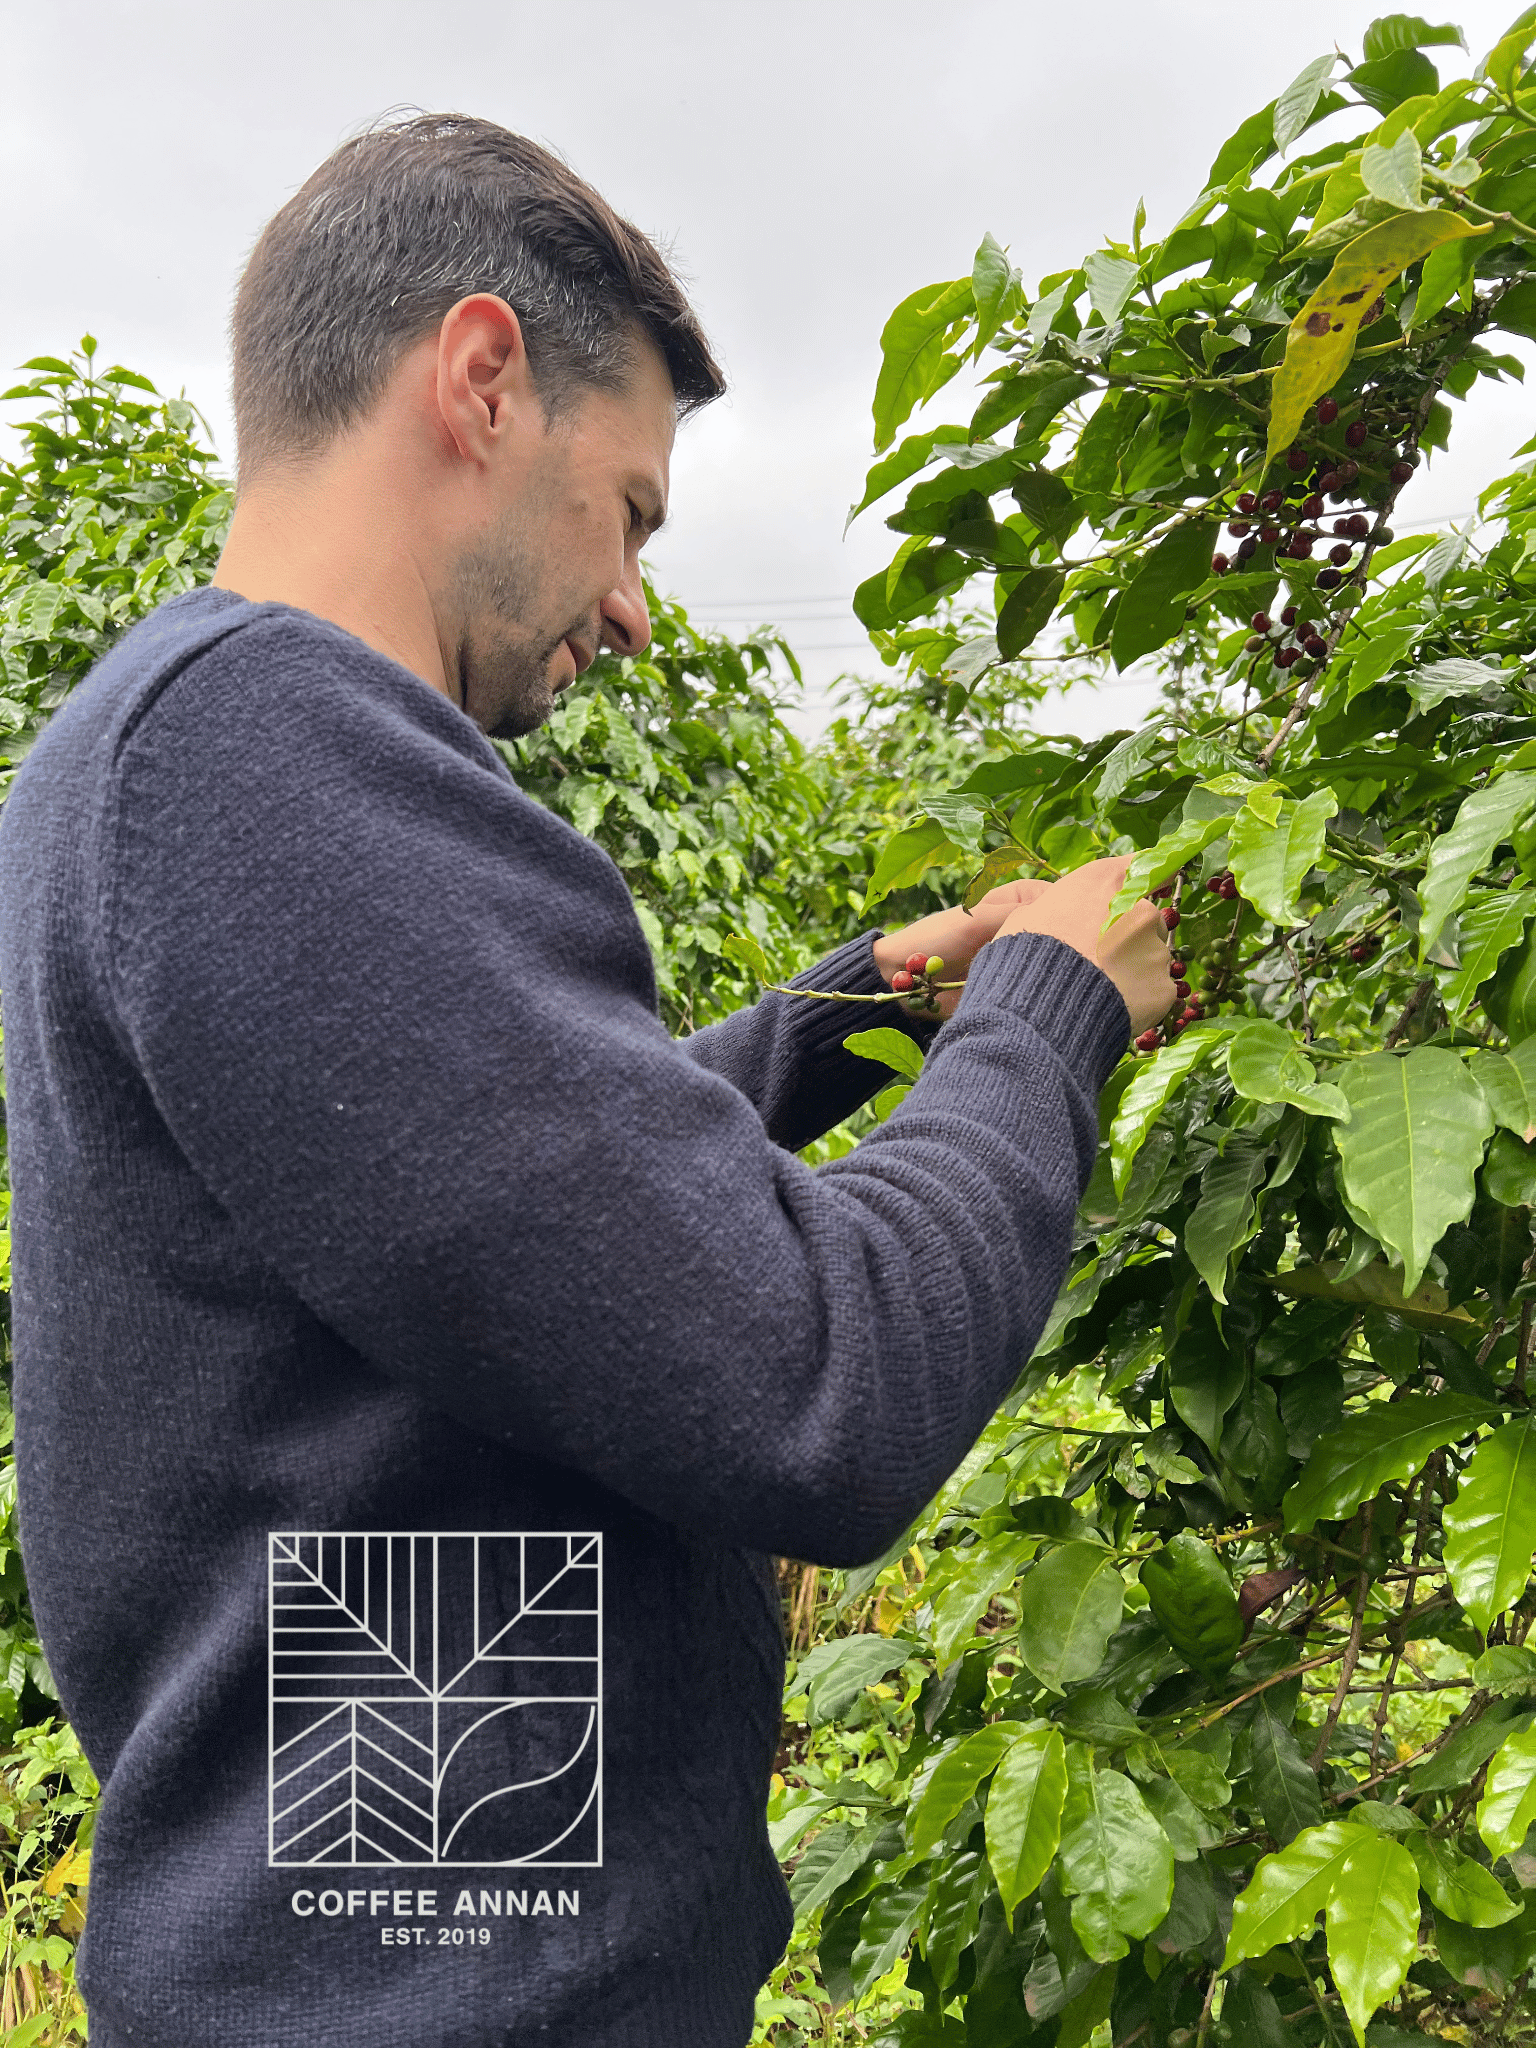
(1265, 210), (1490, 463)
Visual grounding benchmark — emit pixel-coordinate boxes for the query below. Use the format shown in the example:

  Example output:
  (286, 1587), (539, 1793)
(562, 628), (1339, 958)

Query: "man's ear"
(435, 294), (541, 466)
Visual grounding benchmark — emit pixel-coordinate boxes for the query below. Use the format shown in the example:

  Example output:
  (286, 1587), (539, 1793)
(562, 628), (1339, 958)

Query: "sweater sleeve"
(101, 623), (1130, 1567)
(678, 933), (937, 1151)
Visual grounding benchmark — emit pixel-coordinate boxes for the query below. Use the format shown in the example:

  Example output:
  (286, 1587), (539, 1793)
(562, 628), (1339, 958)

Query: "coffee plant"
(764, 10), (1536, 2047)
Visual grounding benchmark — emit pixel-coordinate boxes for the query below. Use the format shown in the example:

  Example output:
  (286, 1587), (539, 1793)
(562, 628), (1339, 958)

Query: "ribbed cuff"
(955, 931), (1130, 1094)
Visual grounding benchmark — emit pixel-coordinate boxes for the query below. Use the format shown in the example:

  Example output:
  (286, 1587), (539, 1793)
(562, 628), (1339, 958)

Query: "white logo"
(268, 1532), (602, 1868)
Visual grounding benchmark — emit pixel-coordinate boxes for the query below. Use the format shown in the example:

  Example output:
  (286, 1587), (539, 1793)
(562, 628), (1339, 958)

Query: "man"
(0, 116), (1171, 2047)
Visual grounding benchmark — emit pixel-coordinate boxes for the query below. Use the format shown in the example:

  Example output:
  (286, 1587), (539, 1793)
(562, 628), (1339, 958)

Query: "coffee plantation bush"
(767, 9), (1536, 2046)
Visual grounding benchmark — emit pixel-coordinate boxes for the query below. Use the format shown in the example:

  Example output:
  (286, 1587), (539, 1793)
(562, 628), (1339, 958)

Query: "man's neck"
(213, 463), (451, 698)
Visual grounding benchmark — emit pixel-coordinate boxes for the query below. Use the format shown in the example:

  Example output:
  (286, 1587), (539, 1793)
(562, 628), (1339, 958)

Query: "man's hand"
(873, 878), (1052, 1019)
(993, 857), (1172, 1034)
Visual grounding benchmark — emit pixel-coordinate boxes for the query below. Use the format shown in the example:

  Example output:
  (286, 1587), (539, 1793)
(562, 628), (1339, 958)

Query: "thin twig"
(1385, 979), (1436, 1048)
(1311, 1503), (1373, 1770)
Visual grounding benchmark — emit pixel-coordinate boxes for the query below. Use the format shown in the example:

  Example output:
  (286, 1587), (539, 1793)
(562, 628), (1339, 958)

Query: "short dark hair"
(231, 113), (724, 479)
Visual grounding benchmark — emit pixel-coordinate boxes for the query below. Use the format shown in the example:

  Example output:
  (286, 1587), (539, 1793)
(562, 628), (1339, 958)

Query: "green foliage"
(0, 340), (231, 800)
(770, 11), (1536, 2044)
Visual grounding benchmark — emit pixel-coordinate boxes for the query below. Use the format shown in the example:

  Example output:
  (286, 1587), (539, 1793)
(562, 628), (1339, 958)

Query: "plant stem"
(1311, 1503), (1373, 1769)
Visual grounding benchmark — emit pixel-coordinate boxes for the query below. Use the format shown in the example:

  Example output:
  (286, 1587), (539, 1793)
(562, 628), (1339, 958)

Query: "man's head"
(226, 116), (723, 736)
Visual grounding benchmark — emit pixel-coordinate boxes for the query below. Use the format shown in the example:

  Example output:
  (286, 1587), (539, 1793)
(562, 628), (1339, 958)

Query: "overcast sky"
(4, 0), (1531, 736)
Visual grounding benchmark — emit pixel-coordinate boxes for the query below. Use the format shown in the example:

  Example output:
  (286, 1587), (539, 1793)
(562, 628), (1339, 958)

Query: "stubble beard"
(450, 516), (574, 741)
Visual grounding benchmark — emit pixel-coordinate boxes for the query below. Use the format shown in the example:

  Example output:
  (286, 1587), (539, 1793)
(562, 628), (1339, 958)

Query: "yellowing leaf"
(1266, 211), (1491, 462)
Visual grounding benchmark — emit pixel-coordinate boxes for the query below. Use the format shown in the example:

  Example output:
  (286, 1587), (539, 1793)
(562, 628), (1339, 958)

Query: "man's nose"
(599, 558), (652, 659)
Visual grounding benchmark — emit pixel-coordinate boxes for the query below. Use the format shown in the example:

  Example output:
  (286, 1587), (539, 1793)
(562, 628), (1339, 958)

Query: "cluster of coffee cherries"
(890, 950), (946, 1013)
(1132, 877), (1240, 1053)
(1209, 396), (1416, 594)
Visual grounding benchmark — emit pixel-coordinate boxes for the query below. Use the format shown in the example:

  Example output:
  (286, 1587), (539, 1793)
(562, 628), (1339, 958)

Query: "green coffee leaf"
(1475, 1039), (1536, 1143)
(793, 1634), (921, 1725)
(930, 1533), (1033, 1669)
(1228, 787), (1339, 926)
(971, 230), (1019, 358)
(1102, 812), (1236, 927)
(1486, 1128), (1536, 1207)
(1274, 53), (1340, 151)
(848, 1863), (931, 1999)
(996, 565), (1066, 660)
(1093, 721), (1166, 813)
(1140, 1532), (1242, 1675)
(924, 1850), (991, 1995)
(909, 1723), (1027, 1856)
(791, 1822), (881, 1921)
(844, 1028), (925, 1082)
(1405, 656), (1508, 711)
(1223, 1821), (1364, 1966)
(1016, 1543), (1124, 1694)
(1110, 1025), (1232, 1196)
(1325, 1830), (1420, 2046)
(1360, 130), (1424, 207)
(1057, 1763), (1175, 1962)
(1283, 1392), (1496, 1533)
(1410, 1834), (1520, 1928)
(985, 1725), (1068, 1925)
(1444, 1416), (1536, 1633)
(1110, 518), (1218, 672)
(1228, 1019), (1350, 1119)
(1185, 1139), (1271, 1304)
(1167, 1316), (1245, 1455)
(1246, 1695), (1324, 1845)
(872, 277), (974, 451)
(1438, 890), (1536, 1016)
(1419, 773), (1536, 959)
(1478, 1724), (1536, 1859)
(863, 818), (960, 912)
(1333, 1049), (1494, 1295)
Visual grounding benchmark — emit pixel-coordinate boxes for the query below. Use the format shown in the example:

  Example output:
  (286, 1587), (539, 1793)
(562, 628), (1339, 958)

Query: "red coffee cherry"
(1340, 459), (1360, 485)
(1345, 420), (1368, 448)
(1220, 875), (1239, 900)
(1317, 470), (1342, 495)
(1237, 492), (1258, 513)
(1281, 605), (1298, 626)
(1275, 645), (1300, 668)
(1168, 957), (1186, 976)
(1162, 905), (1181, 930)
(1301, 494), (1324, 520)
(905, 951), (929, 975)
(1259, 524), (1281, 546)
(1251, 612), (1271, 632)
(1390, 459), (1415, 485)
(1135, 1029), (1161, 1052)
(1346, 513), (1370, 538)
(1228, 520), (1252, 538)
(1211, 552), (1232, 575)
(1174, 979), (1191, 1000)
(1288, 534), (1314, 559)
(1329, 543), (1353, 566)
(1317, 567), (1342, 589)
(1316, 396), (1339, 425)
(1260, 489), (1285, 513)
(1286, 446), (1309, 471)
(1237, 538), (1258, 560)
(891, 970), (913, 992)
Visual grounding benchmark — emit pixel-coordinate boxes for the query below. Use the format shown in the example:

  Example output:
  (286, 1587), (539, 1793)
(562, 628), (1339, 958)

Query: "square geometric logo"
(268, 1532), (602, 1868)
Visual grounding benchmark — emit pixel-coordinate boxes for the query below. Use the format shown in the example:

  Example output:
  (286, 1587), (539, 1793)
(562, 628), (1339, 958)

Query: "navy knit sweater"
(0, 587), (1129, 2047)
